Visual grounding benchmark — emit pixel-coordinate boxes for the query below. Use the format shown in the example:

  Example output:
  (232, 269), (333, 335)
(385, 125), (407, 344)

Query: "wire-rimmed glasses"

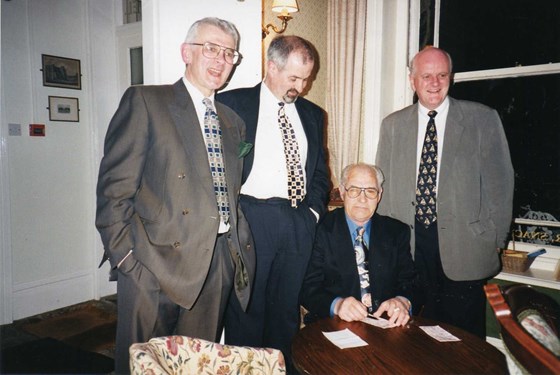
(343, 185), (379, 200)
(187, 42), (242, 65)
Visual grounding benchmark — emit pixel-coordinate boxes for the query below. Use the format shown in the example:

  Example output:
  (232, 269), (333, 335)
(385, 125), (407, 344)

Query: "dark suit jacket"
(96, 79), (255, 310)
(376, 97), (514, 281)
(300, 208), (416, 319)
(217, 83), (330, 217)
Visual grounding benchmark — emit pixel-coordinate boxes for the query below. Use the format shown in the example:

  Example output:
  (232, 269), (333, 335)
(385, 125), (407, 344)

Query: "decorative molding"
(12, 271), (94, 320)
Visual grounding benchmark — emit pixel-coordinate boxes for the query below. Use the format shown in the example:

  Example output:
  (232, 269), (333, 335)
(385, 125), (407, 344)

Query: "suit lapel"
(331, 209), (361, 289)
(439, 98), (464, 190)
(240, 85), (261, 180)
(295, 100), (318, 189)
(168, 80), (214, 201)
(398, 105), (420, 200)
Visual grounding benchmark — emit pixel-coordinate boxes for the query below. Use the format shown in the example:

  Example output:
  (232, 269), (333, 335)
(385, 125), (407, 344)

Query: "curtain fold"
(326, 0), (367, 185)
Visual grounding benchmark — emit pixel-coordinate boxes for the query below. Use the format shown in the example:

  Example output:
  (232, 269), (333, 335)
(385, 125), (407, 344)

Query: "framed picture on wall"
(41, 54), (81, 90)
(48, 96), (79, 122)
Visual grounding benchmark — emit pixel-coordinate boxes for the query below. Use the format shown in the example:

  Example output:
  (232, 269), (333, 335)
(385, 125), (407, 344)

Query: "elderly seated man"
(301, 163), (416, 326)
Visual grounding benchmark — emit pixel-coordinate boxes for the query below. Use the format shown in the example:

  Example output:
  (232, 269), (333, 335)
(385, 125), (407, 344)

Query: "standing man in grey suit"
(96, 17), (255, 374)
(376, 46), (514, 338)
(217, 35), (329, 371)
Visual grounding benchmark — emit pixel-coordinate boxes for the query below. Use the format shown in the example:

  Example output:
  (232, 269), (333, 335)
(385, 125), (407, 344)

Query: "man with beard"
(217, 35), (329, 372)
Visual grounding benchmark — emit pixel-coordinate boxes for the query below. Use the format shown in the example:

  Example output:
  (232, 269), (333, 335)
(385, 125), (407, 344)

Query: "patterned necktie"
(415, 110), (438, 227)
(354, 227), (372, 313)
(203, 98), (230, 224)
(278, 102), (305, 208)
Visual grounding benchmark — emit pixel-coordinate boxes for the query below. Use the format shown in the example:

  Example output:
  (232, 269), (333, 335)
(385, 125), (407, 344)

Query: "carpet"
(0, 337), (114, 374)
(18, 301), (117, 355)
(1, 298), (117, 374)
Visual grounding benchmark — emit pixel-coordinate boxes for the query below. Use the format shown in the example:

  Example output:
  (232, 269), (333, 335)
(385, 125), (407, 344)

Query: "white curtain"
(326, 0), (367, 185)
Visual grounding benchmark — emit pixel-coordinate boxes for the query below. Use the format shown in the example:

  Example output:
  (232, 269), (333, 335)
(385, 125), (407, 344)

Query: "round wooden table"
(292, 316), (508, 374)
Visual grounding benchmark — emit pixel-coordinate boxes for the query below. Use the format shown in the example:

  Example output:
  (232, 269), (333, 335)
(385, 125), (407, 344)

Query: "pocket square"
(238, 141), (253, 158)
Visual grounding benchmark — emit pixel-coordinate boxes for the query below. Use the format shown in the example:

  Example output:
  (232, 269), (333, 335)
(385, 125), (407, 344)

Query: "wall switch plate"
(8, 123), (21, 136)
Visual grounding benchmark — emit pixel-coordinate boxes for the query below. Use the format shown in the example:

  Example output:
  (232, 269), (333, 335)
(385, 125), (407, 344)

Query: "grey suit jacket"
(376, 97), (514, 281)
(96, 79), (255, 310)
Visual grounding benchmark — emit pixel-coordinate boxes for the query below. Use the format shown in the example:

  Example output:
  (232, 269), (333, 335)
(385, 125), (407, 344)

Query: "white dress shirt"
(241, 82), (308, 199)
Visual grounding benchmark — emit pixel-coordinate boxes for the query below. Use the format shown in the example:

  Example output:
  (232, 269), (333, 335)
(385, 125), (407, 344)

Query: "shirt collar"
(418, 96), (449, 116)
(262, 80), (297, 107)
(182, 76), (215, 104)
(345, 214), (372, 241)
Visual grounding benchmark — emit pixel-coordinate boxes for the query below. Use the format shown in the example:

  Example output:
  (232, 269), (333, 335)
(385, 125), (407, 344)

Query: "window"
(123, 0), (142, 24)
(418, 0), (560, 246)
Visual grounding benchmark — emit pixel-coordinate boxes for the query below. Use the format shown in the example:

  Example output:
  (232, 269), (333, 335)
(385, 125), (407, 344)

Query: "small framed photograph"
(48, 96), (79, 122)
(41, 54), (81, 90)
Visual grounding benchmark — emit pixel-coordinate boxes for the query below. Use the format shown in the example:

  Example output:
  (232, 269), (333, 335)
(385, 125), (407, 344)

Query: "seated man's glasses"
(343, 185), (379, 200)
(188, 42), (242, 65)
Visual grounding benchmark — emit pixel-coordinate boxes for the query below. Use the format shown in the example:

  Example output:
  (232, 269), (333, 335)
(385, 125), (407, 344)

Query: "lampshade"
(271, 0), (299, 15)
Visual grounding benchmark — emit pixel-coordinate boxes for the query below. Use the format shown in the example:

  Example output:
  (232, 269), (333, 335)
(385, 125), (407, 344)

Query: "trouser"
(114, 234), (235, 374)
(414, 220), (487, 339)
(225, 194), (317, 374)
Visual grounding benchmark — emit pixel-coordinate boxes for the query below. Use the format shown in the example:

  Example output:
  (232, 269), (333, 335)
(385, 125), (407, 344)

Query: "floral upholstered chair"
(129, 335), (286, 374)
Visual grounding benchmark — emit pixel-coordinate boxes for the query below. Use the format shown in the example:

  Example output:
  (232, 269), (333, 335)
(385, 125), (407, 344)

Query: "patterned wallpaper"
(263, 0), (328, 110)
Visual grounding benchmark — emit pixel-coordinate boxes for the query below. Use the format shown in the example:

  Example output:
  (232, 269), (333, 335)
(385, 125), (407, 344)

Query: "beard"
(282, 88), (300, 103)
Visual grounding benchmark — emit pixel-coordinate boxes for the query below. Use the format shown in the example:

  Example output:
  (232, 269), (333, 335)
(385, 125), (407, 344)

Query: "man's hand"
(372, 296), (411, 326)
(334, 297), (368, 322)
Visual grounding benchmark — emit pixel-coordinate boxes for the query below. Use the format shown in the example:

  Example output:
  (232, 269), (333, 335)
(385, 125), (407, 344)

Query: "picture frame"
(48, 96), (80, 122)
(41, 54), (81, 90)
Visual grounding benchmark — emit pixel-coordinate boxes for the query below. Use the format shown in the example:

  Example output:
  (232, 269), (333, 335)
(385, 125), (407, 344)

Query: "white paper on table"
(322, 328), (369, 349)
(362, 316), (397, 329)
(419, 325), (462, 342)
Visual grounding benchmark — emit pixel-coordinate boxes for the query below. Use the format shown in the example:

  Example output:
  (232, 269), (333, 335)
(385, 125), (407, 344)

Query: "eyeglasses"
(343, 185), (379, 200)
(187, 42), (242, 65)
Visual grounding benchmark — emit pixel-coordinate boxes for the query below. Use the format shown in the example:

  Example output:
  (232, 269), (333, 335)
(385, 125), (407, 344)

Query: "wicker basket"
(501, 249), (535, 272)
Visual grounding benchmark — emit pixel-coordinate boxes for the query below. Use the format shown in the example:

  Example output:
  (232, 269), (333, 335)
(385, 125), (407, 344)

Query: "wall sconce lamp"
(262, 0), (299, 39)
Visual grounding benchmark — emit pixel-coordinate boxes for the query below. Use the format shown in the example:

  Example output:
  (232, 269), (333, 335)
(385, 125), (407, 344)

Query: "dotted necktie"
(415, 110), (438, 227)
(278, 102), (305, 208)
(203, 98), (230, 224)
(354, 227), (372, 313)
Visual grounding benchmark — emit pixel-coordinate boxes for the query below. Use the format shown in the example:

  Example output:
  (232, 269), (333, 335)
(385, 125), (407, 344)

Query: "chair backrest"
(129, 335), (286, 374)
(485, 283), (560, 374)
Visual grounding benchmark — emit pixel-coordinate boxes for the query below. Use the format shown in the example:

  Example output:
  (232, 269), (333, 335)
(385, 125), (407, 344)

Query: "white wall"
(0, 0), (118, 322)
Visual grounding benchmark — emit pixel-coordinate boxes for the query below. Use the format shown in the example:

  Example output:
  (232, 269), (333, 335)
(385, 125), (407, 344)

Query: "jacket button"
(173, 241), (180, 248)
(182, 209), (189, 215)
(178, 173), (186, 179)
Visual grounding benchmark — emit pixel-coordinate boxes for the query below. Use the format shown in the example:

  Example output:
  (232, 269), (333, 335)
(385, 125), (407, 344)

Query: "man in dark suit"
(217, 35), (329, 370)
(376, 47), (514, 338)
(301, 163), (416, 326)
(95, 17), (255, 374)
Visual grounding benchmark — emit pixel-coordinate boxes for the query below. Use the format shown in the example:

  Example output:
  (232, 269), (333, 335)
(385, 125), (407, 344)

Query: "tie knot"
(428, 110), (437, 119)
(203, 98), (213, 109)
(278, 102), (285, 108)
(356, 226), (364, 238)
